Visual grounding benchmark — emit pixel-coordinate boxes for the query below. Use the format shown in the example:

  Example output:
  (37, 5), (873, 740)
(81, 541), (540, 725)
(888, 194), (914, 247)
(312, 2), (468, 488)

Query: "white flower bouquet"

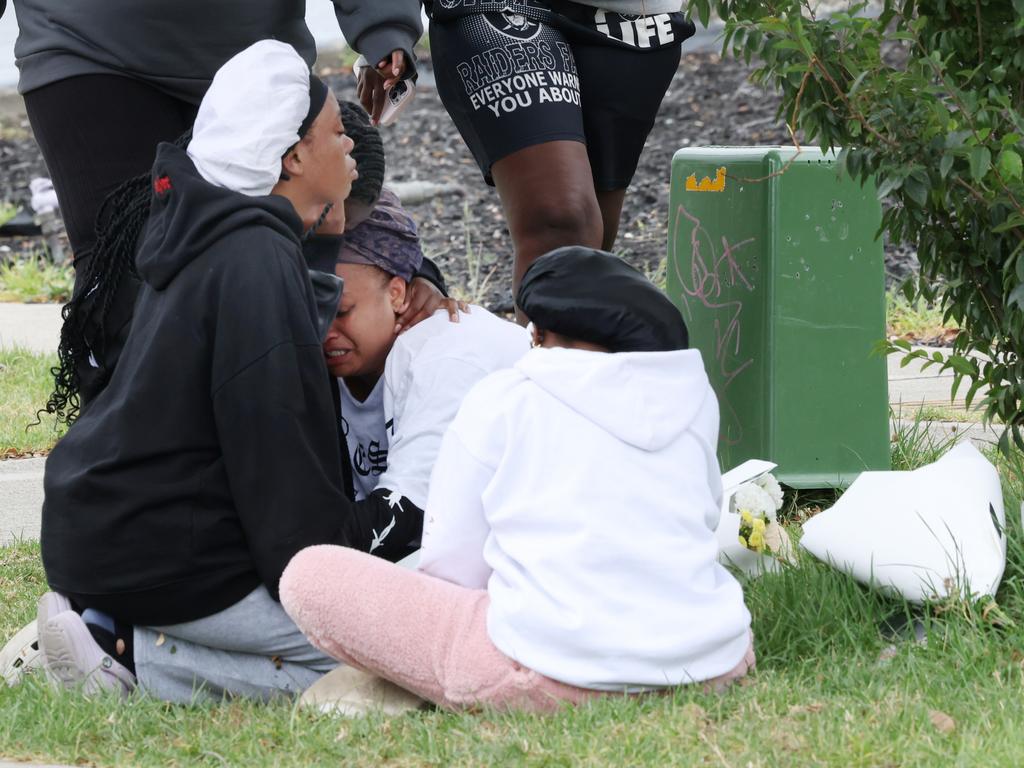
(717, 464), (794, 573)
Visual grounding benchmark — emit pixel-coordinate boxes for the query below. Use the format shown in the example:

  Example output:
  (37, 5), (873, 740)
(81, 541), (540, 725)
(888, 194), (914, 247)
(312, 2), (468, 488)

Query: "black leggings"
(25, 74), (197, 406)
(23, 74), (198, 269)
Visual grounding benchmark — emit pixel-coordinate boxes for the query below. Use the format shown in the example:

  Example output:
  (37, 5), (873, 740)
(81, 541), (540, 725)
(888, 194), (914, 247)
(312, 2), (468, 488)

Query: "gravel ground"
(0, 49), (919, 311)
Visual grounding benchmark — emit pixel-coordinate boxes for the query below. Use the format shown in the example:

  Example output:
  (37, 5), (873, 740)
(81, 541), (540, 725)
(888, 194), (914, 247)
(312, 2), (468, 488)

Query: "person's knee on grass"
(38, 40), (359, 702)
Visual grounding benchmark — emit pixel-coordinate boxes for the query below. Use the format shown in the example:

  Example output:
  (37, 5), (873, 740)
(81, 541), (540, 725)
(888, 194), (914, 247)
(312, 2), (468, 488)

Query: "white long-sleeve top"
(419, 346), (751, 690)
(349, 306), (529, 510)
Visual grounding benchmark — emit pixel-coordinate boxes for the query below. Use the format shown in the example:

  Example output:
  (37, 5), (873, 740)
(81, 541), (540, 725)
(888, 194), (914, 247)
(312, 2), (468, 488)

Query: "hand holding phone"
(379, 79), (415, 126)
(354, 53), (415, 126)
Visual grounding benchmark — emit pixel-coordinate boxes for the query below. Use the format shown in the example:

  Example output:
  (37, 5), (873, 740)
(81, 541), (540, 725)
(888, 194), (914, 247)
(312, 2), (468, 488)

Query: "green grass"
(897, 403), (986, 424)
(0, 201), (17, 228)
(0, 255), (74, 303)
(886, 290), (957, 344)
(3, 432), (1023, 766)
(0, 348), (64, 457)
(446, 202), (499, 307)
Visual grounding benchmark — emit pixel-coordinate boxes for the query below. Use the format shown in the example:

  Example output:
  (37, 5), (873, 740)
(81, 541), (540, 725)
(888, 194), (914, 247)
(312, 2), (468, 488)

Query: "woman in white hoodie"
(281, 246), (753, 712)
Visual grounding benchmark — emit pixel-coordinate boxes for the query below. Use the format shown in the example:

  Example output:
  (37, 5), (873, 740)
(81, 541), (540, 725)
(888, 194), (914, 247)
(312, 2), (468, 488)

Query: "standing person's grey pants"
(133, 586), (338, 703)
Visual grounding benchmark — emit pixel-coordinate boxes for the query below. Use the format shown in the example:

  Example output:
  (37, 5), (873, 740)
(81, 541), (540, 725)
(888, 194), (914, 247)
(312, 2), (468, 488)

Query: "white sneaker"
(0, 592), (74, 687)
(0, 620), (42, 687)
(36, 593), (135, 697)
(300, 665), (425, 717)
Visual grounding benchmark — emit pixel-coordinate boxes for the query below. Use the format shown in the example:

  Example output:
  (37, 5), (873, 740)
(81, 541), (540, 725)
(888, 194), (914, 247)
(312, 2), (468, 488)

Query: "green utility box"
(667, 147), (889, 488)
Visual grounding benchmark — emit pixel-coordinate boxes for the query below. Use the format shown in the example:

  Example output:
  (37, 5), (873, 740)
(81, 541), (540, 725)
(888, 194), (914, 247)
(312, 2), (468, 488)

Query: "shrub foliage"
(687, 0), (1024, 449)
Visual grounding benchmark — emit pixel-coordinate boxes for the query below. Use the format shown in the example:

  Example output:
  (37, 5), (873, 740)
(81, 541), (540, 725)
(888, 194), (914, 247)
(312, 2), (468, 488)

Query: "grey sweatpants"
(134, 586), (338, 704)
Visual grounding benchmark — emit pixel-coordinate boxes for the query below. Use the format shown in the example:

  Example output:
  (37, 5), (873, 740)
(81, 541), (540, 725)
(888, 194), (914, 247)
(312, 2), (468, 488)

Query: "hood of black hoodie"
(136, 143), (303, 290)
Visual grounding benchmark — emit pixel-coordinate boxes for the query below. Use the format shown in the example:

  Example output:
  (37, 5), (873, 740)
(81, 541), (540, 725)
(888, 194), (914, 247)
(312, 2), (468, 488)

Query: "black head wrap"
(297, 75), (329, 138)
(516, 246), (689, 353)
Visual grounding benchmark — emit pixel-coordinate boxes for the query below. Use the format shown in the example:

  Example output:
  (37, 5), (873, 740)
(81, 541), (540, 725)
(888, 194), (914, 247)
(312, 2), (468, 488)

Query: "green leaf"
(992, 214), (1024, 233)
(964, 378), (984, 410)
(901, 278), (915, 302)
(997, 149), (1023, 180)
(951, 371), (964, 401)
(892, 338), (913, 352)
(694, 0), (710, 28)
(969, 146), (991, 181)
(939, 153), (955, 178)
(848, 70), (870, 96)
(1009, 283), (1024, 312)
(945, 130), (972, 149)
(876, 175), (903, 199)
(945, 355), (977, 377)
(904, 174), (929, 206)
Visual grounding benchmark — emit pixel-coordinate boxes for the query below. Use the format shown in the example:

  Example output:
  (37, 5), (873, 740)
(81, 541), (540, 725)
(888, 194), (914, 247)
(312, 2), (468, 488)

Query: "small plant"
(449, 202), (499, 306)
(886, 289), (957, 344)
(0, 201), (18, 228)
(643, 257), (668, 290)
(0, 255), (73, 303)
(890, 405), (961, 472)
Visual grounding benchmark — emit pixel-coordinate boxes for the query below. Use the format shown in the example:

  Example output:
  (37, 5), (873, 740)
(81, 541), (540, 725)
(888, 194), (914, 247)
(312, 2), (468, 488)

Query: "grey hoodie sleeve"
(331, 0), (423, 73)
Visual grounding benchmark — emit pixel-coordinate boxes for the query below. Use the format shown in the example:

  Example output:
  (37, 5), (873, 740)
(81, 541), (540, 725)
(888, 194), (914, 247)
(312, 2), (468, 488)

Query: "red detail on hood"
(153, 176), (172, 196)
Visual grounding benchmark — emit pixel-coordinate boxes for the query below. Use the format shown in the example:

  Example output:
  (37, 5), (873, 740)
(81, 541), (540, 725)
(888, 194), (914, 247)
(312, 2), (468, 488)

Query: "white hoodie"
(419, 346), (751, 691)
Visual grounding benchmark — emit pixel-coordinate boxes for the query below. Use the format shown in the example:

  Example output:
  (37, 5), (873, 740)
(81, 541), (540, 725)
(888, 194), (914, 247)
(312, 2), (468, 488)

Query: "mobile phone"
(378, 79), (415, 126)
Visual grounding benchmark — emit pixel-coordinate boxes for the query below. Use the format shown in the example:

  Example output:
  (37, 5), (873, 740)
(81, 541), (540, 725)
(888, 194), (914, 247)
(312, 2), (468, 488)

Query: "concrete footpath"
(0, 302), (63, 355)
(0, 302), (1002, 546)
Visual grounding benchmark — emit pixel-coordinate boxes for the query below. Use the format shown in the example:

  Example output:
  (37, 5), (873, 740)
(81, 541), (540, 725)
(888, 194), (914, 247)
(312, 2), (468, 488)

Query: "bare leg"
(595, 188), (627, 251)
(491, 141), (604, 300)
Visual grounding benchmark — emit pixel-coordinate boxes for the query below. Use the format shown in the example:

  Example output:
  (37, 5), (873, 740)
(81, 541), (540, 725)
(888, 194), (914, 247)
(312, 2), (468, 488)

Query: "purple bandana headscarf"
(337, 188), (423, 281)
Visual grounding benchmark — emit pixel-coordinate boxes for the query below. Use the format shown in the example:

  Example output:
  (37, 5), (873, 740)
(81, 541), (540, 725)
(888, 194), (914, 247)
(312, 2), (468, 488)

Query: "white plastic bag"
(29, 177), (59, 214)
(800, 442), (1005, 603)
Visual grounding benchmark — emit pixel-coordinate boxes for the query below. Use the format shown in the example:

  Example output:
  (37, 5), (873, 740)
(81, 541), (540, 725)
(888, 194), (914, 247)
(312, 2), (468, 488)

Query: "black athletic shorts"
(427, 1), (695, 190)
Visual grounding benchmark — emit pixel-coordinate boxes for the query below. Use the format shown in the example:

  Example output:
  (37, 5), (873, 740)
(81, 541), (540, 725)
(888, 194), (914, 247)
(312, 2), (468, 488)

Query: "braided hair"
(338, 100), (385, 205)
(43, 130), (193, 425)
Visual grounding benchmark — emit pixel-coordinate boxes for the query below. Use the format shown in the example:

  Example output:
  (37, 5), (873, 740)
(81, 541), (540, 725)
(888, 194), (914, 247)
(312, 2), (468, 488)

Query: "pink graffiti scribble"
(672, 203), (755, 446)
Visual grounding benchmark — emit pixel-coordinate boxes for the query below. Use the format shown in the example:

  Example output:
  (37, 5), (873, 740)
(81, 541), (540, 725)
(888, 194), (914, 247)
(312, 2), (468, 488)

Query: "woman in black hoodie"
(38, 41), (362, 702)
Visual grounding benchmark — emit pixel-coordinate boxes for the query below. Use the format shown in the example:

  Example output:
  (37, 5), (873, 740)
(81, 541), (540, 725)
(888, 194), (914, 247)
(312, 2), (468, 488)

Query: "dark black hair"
(338, 100), (384, 206)
(43, 130), (192, 425)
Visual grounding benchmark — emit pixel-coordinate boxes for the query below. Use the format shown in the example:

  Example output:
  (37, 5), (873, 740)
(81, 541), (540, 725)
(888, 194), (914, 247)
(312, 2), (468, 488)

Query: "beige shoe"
(300, 665), (426, 717)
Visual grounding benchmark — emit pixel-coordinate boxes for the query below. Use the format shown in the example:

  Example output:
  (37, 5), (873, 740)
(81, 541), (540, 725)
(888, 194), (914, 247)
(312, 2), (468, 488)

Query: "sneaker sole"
(35, 591), (74, 688)
(39, 611), (134, 696)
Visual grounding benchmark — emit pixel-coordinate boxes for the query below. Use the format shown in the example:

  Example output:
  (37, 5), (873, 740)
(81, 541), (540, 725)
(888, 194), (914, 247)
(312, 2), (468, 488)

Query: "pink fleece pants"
(280, 545), (755, 713)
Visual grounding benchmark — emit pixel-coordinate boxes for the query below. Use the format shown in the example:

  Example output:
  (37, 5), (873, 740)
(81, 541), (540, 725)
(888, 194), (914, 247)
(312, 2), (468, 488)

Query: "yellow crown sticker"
(685, 167), (726, 193)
